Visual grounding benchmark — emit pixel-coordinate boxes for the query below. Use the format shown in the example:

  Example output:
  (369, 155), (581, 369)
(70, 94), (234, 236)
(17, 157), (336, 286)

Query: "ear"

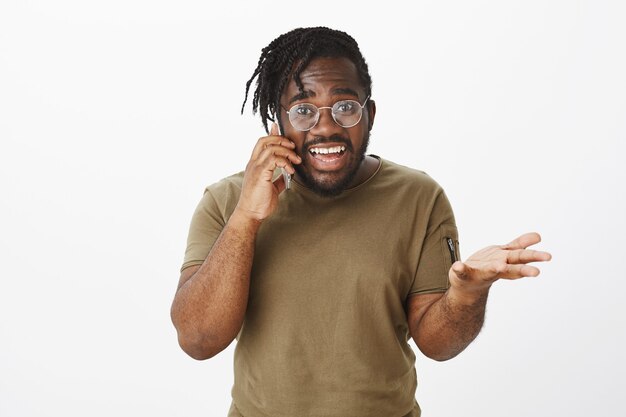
(367, 99), (376, 131)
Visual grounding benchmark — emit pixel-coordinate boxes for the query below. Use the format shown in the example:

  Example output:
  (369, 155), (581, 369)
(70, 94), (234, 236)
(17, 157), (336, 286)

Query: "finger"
(273, 173), (286, 194)
(450, 261), (493, 282)
(270, 122), (279, 136)
(257, 146), (301, 169)
(267, 155), (296, 175)
(506, 249), (553, 264)
(264, 145), (302, 165)
(502, 232), (542, 250)
(499, 264), (542, 279)
(451, 261), (504, 282)
(248, 150), (296, 181)
(251, 135), (296, 159)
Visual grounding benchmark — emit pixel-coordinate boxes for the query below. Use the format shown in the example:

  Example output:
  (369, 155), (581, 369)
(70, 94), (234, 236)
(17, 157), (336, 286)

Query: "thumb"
(270, 122), (280, 136)
(450, 261), (472, 281)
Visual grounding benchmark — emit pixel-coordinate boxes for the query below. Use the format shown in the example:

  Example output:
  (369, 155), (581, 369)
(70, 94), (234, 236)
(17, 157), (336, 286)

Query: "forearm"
(414, 286), (490, 361)
(171, 209), (260, 359)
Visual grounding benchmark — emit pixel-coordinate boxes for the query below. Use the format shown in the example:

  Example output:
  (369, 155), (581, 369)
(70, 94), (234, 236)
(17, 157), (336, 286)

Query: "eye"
(295, 105), (314, 116)
(335, 101), (355, 113)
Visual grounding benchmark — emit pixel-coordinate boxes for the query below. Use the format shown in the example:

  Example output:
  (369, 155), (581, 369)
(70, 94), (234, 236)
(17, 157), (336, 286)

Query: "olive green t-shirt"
(182, 157), (459, 417)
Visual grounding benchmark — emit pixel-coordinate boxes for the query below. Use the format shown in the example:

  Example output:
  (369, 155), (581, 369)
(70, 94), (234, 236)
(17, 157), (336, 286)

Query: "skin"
(408, 232), (552, 360)
(277, 57), (378, 195)
(170, 56), (552, 361)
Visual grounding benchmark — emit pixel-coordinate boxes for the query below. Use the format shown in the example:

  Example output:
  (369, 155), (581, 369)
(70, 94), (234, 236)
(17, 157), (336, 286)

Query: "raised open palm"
(449, 232), (552, 293)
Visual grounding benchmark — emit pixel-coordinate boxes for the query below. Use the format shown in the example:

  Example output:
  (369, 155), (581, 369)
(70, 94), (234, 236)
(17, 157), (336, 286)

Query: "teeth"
(310, 146), (346, 155)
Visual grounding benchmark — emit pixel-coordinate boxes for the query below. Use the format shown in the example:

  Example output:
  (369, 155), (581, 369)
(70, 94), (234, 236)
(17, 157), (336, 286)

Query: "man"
(171, 27), (551, 417)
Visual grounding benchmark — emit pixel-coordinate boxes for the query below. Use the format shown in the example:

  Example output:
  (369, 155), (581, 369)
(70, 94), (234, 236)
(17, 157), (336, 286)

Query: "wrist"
(447, 284), (491, 307)
(230, 207), (264, 231)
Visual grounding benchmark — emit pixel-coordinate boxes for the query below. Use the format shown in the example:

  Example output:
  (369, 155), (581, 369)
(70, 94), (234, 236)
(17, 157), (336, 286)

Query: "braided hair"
(241, 27), (373, 133)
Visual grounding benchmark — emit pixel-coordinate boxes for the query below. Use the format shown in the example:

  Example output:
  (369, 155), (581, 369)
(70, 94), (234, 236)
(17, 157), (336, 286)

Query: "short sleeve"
(409, 190), (460, 296)
(180, 189), (226, 272)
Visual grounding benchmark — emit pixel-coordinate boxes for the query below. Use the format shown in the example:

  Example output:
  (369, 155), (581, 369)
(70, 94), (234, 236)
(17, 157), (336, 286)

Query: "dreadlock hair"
(241, 27), (373, 134)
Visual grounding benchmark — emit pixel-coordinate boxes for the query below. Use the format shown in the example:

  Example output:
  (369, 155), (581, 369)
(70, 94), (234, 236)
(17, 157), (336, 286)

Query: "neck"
(349, 155), (380, 187)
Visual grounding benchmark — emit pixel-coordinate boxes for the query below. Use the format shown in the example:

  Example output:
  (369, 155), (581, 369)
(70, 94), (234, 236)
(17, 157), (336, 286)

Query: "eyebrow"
(288, 91), (311, 105)
(287, 87), (361, 105)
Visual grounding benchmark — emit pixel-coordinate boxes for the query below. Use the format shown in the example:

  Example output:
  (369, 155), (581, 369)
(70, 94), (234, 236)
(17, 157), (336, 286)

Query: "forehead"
(282, 56), (364, 102)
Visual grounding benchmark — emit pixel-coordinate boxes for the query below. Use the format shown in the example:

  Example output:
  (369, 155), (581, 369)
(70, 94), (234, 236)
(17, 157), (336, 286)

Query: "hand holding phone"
(234, 123), (300, 222)
(276, 123), (292, 190)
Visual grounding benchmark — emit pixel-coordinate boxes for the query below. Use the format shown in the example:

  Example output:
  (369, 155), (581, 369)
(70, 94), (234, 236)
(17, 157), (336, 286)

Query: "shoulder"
(368, 157), (454, 223)
(375, 157), (444, 195)
(195, 171), (244, 221)
(204, 171), (245, 200)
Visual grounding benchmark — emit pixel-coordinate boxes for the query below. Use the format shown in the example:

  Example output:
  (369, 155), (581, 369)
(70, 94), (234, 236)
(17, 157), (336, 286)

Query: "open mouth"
(309, 145), (346, 158)
(306, 144), (349, 171)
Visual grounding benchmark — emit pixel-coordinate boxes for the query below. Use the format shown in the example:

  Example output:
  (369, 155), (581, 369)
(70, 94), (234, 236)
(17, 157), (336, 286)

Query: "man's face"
(279, 56), (375, 197)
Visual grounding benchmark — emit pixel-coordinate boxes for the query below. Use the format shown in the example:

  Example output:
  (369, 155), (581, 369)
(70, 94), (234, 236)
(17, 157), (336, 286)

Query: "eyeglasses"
(283, 96), (370, 131)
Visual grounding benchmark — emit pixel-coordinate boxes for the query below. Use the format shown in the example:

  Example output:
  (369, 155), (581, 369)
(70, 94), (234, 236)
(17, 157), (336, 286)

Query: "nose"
(309, 107), (344, 138)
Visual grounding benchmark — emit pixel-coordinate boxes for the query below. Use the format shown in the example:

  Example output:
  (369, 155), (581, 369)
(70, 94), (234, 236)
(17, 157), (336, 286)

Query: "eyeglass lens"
(287, 100), (364, 131)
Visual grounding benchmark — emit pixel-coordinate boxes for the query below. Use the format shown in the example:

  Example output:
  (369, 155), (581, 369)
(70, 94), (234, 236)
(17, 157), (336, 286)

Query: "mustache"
(302, 135), (353, 153)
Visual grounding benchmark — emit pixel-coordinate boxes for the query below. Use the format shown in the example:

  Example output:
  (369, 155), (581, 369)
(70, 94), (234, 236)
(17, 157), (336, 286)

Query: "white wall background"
(1, 1), (624, 416)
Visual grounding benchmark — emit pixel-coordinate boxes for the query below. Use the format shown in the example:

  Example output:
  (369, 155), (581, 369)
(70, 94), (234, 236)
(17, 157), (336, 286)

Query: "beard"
(294, 130), (370, 198)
